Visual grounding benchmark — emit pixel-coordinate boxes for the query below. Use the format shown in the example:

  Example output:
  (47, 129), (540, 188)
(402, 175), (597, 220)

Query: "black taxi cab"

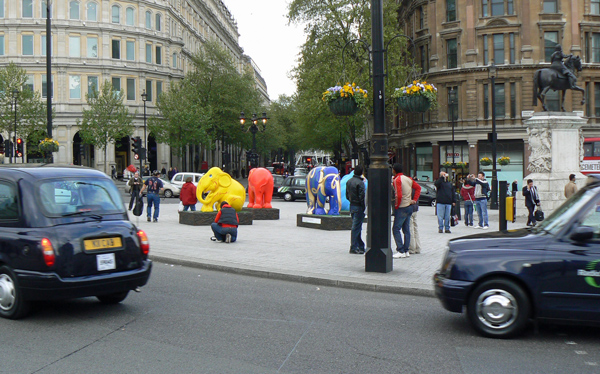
(0, 165), (152, 319)
(435, 177), (600, 338)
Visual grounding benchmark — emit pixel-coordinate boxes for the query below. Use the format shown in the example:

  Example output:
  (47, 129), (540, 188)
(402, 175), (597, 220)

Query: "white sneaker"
(392, 252), (406, 259)
(483, 226), (489, 229)
(474, 226), (482, 229)
(225, 233), (232, 243)
(405, 252), (410, 258)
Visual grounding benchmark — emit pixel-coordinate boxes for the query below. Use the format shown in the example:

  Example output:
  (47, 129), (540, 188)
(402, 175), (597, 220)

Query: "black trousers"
(129, 192), (138, 210)
(526, 204), (536, 226)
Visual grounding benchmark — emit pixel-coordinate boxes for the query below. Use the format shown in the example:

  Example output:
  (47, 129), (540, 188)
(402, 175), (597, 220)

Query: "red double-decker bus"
(582, 137), (600, 174)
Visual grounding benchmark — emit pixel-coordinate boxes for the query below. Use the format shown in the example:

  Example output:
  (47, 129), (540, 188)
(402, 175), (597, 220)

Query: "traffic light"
(131, 136), (141, 155)
(79, 143), (85, 157)
(16, 138), (23, 158)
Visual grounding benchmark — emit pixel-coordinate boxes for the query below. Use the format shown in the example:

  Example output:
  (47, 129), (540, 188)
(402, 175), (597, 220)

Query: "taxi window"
(536, 189), (597, 235)
(195, 175), (202, 183)
(295, 178), (306, 187)
(37, 178), (125, 217)
(173, 174), (182, 182)
(0, 181), (19, 221)
(577, 200), (600, 238)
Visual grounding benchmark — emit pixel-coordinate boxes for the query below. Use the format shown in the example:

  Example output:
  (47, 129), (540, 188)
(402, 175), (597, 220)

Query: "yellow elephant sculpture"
(196, 167), (246, 212)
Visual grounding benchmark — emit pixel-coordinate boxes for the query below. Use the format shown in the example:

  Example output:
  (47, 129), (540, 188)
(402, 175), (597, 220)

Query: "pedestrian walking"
(564, 174), (578, 199)
(161, 167), (167, 178)
(434, 171), (455, 233)
(392, 164), (421, 258)
(139, 170), (164, 222)
(127, 172), (143, 210)
(523, 179), (540, 227)
(511, 180), (518, 196)
(346, 165), (366, 254)
(460, 175), (475, 227)
(111, 165), (117, 180)
(408, 186), (421, 254)
(472, 172), (490, 229)
(211, 201), (239, 243)
(167, 167), (174, 180)
(180, 177), (198, 211)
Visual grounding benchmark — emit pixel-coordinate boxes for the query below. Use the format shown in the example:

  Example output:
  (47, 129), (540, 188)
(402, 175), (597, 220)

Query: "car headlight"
(439, 247), (457, 278)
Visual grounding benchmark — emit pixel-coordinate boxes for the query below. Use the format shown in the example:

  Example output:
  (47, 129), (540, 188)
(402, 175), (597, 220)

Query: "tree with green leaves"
(0, 62), (50, 157)
(288, 0), (414, 159)
(77, 81), (135, 174)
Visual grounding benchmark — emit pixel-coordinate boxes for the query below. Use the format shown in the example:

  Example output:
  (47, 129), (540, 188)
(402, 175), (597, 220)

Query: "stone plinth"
(242, 207), (280, 220)
(297, 214), (352, 230)
(179, 210), (253, 226)
(522, 112), (587, 214)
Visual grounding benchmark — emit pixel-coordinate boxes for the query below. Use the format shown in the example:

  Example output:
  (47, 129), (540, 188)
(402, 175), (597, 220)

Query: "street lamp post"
(239, 112), (268, 169)
(12, 89), (19, 164)
(450, 87), (456, 169)
(46, 0), (52, 141)
(141, 90), (148, 173)
(488, 62), (498, 210)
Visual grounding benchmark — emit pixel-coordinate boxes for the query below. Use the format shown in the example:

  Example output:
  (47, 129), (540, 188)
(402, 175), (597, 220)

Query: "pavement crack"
(29, 317), (140, 374)
(277, 321), (314, 373)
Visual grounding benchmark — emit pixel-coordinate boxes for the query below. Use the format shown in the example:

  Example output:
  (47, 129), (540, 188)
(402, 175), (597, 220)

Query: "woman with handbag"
(522, 179), (541, 227)
(460, 175), (476, 227)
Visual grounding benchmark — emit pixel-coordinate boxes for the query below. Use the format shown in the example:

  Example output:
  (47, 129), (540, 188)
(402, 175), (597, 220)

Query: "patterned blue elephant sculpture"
(306, 166), (342, 215)
(340, 173), (368, 212)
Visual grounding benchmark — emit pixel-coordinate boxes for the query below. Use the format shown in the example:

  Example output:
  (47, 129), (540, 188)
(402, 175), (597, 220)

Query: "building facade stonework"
(392, 0), (600, 184)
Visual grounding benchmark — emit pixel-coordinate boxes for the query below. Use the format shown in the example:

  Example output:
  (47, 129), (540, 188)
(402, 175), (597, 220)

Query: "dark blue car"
(0, 165), (152, 319)
(435, 179), (600, 338)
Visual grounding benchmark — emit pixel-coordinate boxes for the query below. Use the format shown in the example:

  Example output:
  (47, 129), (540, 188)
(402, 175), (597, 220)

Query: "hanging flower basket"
(441, 162), (453, 168)
(392, 80), (438, 113)
(498, 156), (510, 166)
(480, 157), (492, 166)
(328, 97), (359, 116)
(322, 83), (368, 117)
(39, 138), (59, 153)
(456, 162), (468, 169)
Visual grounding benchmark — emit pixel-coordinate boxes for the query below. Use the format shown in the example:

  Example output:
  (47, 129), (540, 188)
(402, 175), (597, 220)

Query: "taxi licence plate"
(84, 237), (122, 251)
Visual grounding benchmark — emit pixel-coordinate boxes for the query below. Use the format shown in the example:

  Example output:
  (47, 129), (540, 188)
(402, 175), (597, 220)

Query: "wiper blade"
(61, 211), (103, 220)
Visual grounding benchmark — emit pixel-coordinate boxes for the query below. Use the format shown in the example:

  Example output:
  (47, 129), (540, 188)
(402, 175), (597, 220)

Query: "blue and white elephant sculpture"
(340, 173), (368, 212)
(306, 166), (342, 215)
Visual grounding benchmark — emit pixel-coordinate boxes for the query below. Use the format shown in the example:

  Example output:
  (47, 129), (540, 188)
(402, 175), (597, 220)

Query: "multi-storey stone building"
(391, 0), (600, 183)
(0, 0), (267, 174)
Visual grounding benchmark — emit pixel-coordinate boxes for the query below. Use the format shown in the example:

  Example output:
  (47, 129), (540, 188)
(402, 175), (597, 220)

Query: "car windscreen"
(535, 188), (598, 235)
(37, 178), (125, 217)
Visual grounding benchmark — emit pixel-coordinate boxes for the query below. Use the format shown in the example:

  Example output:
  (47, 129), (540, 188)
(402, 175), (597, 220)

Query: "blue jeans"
(183, 204), (196, 211)
(464, 201), (474, 226)
(437, 203), (452, 231)
(393, 206), (413, 253)
(475, 199), (489, 227)
(349, 205), (365, 251)
(146, 193), (160, 220)
(211, 222), (237, 242)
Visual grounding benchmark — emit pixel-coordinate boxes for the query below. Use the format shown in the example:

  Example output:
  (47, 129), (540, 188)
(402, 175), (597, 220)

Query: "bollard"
(499, 180), (507, 231)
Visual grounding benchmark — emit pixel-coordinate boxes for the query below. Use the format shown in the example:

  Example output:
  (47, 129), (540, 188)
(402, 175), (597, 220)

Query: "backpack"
(133, 196), (144, 217)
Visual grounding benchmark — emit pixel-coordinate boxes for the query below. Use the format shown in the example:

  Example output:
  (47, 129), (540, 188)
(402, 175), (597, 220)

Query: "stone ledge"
(242, 207), (280, 220)
(297, 214), (352, 230)
(179, 210), (253, 226)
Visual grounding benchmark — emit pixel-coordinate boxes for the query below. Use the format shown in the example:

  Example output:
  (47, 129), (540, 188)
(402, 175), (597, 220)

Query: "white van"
(170, 172), (204, 188)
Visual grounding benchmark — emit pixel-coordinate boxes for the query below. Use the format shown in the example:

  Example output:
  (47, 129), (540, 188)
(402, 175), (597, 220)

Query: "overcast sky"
(223, 0), (305, 100)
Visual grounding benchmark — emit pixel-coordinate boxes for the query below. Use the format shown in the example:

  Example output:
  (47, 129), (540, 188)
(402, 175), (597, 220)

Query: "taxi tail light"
(41, 238), (55, 267)
(137, 230), (150, 255)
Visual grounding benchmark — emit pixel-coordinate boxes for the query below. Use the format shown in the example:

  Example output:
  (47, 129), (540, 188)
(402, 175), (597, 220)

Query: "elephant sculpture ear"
(220, 173), (232, 188)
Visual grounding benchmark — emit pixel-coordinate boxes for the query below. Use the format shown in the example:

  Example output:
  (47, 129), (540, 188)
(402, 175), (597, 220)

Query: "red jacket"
(460, 184), (475, 202)
(180, 182), (198, 205)
(392, 173), (421, 209)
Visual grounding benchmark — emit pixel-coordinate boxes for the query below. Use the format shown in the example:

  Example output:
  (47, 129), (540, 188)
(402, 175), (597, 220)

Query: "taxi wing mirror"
(570, 226), (595, 242)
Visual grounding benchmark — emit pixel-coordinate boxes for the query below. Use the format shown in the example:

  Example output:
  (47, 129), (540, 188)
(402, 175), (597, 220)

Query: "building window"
(156, 13), (162, 31)
(42, 75), (53, 98)
(510, 82), (516, 118)
(491, 0), (503, 16)
(87, 2), (97, 21)
(420, 45), (426, 73)
(69, 36), (80, 57)
(126, 40), (135, 61)
(156, 46), (162, 65)
(0, 35), (4, 55)
(146, 44), (152, 63)
(42, 0), (48, 17)
(69, 0), (79, 20)
(448, 87), (458, 121)
(22, 35), (34, 55)
(25, 75), (34, 92)
(493, 34), (504, 64)
(112, 39), (120, 59)
(0, 0), (4, 18)
(544, 31), (558, 62)
(111, 5), (119, 24)
(156, 81), (162, 102)
(172, 52), (177, 68)
(145, 80), (153, 101)
(595, 83), (600, 117)
(484, 84), (489, 118)
(586, 83), (591, 117)
(126, 7), (134, 26)
(482, 0), (488, 16)
(507, 0), (513, 14)
(418, 7), (424, 29)
(42, 33), (48, 55)
(69, 75), (81, 99)
(126, 78), (135, 101)
(494, 83), (505, 117)
(509, 33), (515, 64)
(112, 77), (121, 94)
(592, 33), (600, 63)
(447, 38), (457, 68)
(593, 0), (600, 15)
(22, 0), (32, 18)
(446, 0), (456, 21)
(483, 36), (488, 65)
(146, 11), (152, 29)
(88, 76), (98, 98)
(543, 0), (557, 13)
(87, 36), (98, 58)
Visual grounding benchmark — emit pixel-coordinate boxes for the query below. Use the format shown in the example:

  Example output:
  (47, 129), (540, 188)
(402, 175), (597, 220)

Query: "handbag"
(450, 206), (459, 226)
(534, 206), (544, 221)
(133, 196), (144, 217)
(178, 201), (184, 212)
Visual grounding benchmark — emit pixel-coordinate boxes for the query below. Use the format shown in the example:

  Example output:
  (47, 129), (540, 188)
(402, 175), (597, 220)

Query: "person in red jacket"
(392, 164), (421, 259)
(460, 175), (476, 227)
(179, 177), (198, 211)
(211, 201), (239, 243)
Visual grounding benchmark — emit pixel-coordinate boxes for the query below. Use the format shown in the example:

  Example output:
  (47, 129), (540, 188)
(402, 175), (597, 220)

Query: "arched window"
(111, 5), (120, 24)
(145, 11), (152, 29)
(155, 13), (161, 31)
(69, 0), (80, 20)
(86, 2), (97, 21)
(126, 7), (134, 26)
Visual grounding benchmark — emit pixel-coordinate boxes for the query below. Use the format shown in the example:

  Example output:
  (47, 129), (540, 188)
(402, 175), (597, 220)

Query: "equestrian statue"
(533, 44), (585, 112)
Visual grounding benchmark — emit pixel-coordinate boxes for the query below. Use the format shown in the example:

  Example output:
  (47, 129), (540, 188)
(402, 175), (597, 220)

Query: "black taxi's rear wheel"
(97, 291), (129, 304)
(467, 278), (530, 338)
(0, 266), (31, 319)
(284, 192), (294, 201)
